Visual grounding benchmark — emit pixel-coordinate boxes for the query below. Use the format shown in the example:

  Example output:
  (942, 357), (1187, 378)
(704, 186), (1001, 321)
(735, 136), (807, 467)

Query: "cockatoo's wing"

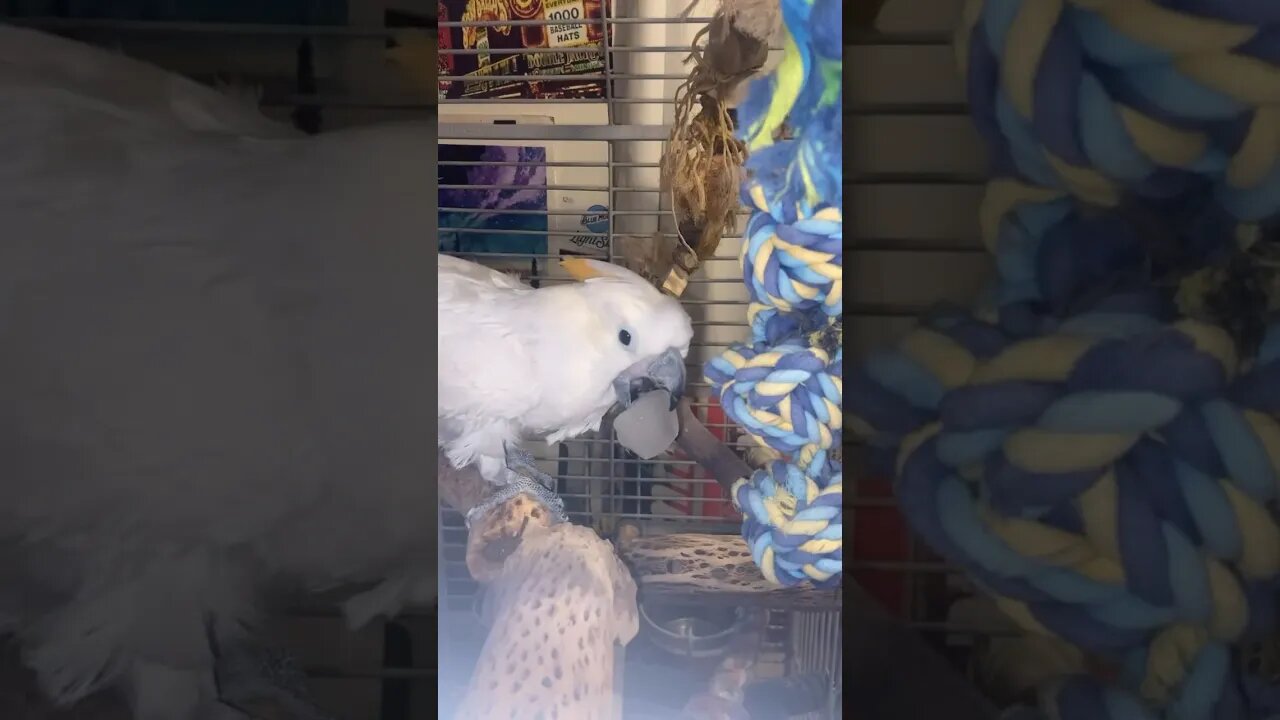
(439, 253), (530, 292)
(0, 24), (297, 139)
(438, 256), (543, 435)
(0, 29), (437, 711)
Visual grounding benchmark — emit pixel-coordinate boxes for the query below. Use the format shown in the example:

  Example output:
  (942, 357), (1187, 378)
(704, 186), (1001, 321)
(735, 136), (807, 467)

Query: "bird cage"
(436, 1), (844, 718)
(0, 3), (438, 719)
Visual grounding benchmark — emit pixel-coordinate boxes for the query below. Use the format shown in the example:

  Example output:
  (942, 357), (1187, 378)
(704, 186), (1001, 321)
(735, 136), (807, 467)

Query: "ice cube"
(614, 390), (679, 459)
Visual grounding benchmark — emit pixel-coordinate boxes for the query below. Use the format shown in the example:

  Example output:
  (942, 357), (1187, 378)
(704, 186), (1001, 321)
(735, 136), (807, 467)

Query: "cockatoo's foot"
(464, 475), (567, 530)
(210, 634), (338, 720)
(502, 444), (556, 490)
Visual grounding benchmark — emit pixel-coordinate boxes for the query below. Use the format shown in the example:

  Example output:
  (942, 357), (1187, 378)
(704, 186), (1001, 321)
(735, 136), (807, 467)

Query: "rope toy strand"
(704, 0), (843, 588)
(849, 1), (1280, 716)
(959, 0), (1280, 222)
(851, 295), (1280, 720)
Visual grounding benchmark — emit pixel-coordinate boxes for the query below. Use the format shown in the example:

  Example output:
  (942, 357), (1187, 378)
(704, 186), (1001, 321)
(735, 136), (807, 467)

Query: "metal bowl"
(639, 602), (749, 659)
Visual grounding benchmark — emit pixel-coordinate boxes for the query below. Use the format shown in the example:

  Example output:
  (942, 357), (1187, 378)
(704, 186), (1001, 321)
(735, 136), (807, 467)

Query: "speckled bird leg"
(464, 444), (568, 535)
(207, 619), (338, 720)
(465, 476), (567, 530)
(503, 444), (557, 491)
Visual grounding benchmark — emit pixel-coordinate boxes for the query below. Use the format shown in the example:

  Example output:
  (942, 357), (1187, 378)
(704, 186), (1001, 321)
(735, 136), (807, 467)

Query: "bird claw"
(513, 464), (558, 491)
(210, 630), (339, 720)
(464, 445), (567, 529)
(464, 476), (567, 529)
(503, 443), (536, 469)
(502, 444), (556, 491)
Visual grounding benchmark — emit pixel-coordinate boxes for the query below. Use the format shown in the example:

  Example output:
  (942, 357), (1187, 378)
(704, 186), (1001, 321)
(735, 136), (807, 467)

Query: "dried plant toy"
(658, 0), (773, 296)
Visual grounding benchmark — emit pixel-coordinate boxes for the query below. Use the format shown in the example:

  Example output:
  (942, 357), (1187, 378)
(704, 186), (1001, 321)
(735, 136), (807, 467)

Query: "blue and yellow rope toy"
(852, 1), (1280, 718)
(704, 0), (843, 589)
(853, 291), (1280, 720)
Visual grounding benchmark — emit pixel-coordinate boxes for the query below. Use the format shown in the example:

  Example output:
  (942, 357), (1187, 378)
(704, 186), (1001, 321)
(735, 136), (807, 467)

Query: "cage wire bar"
(437, 3), (844, 717)
(848, 22), (1051, 704)
(436, 0), (742, 614)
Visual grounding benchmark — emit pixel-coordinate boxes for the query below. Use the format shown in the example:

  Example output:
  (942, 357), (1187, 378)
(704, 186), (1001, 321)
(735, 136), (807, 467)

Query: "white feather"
(0, 29), (436, 718)
(0, 25), (297, 140)
(438, 256), (694, 484)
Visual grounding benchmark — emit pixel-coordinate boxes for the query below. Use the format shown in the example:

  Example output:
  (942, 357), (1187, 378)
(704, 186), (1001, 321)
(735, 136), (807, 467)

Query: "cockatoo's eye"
(618, 329), (632, 347)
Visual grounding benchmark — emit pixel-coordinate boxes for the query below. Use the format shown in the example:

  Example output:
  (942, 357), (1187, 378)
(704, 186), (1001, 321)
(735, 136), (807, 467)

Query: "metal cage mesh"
(852, 10), (1280, 714)
(438, 1), (842, 717)
(848, 17), (1012, 704)
(0, 2), (846, 718)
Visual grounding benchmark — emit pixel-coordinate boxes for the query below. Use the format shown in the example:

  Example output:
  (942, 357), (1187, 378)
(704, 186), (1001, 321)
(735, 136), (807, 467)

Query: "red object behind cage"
(657, 399), (739, 520)
(661, 402), (910, 619)
(852, 476), (910, 617)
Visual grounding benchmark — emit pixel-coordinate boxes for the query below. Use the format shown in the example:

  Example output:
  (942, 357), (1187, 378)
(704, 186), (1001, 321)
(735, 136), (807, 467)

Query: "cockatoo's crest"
(559, 257), (655, 286)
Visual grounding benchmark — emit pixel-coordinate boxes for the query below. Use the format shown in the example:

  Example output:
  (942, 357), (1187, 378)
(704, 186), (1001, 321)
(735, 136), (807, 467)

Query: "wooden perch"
(654, 403), (1000, 720)
(438, 454), (637, 720)
(436, 451), (557, 583)
(618, 529), (841, 610)
(673, 399), (754, 494)
(614, 400), (840, 608)
(440, 404), (996, 720)
(453, 522), (637, 720)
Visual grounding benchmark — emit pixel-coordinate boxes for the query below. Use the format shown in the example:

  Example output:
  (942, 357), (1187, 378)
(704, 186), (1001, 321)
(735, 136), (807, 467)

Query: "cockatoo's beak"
(613, 347), (686, 410)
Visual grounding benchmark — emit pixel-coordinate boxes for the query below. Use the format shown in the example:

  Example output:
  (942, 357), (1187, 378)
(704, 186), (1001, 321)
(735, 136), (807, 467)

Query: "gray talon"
(503, 443), (536, 469)
(503, 444), (556, 491)
(208, 618), (340, 720)
(465, 477), (567, 529)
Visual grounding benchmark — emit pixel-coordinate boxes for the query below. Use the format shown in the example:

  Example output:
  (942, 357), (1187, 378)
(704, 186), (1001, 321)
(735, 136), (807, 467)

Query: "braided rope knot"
(731, 460), (842, 587)
(960, 0), (1280, 222)
(738, 104), (844, 224)
(706, 339), (842, 473)
(739, 203), (842, 316)
(851, 300), (1280, 718)
(707, 0), (842, 589)
(885, 1), (1280, 717)
(748, 303), (807, 346)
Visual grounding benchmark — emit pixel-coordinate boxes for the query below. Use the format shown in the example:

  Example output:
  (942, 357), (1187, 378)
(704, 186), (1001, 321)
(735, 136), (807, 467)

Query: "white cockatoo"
(437, 255), (694, 487)
(0, 26), (436, 720)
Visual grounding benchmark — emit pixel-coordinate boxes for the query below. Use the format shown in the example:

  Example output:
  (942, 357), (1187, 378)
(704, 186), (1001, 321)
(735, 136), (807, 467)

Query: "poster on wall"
(438, 143), (549, 260)
(437, 0), (610, 100)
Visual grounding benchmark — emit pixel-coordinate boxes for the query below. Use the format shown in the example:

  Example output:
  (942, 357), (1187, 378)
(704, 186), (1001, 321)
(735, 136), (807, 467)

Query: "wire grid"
(852, 21), (1280, 710)
(437, 3), (755, 609)
(857, 11), (1217, 712)
(438, 3), (844, 716)
(789, 610), (842, 720)
(847, 22), (1015, 687)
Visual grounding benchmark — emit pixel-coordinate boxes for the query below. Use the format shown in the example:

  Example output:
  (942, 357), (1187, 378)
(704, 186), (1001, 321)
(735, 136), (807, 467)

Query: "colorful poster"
(438, 143), (549, 256)
(437, 0), (610, 100)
